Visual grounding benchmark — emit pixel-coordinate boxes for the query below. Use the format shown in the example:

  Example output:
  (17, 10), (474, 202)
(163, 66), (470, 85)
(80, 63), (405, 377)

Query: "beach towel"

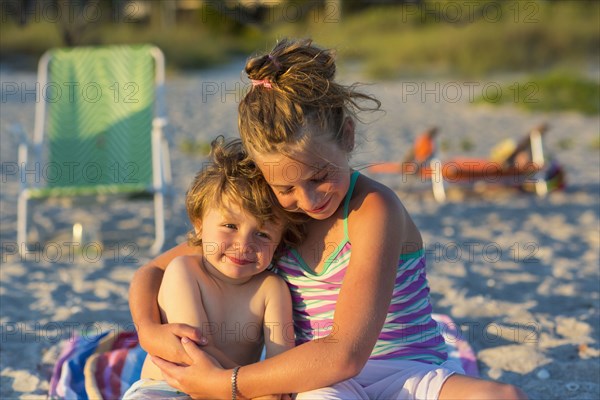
(48, 314), (478, 399)
(48, 330), (145, 399)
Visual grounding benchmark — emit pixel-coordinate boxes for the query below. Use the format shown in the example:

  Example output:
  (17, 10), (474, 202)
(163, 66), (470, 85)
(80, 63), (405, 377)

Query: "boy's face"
(200, 201), (283, 283)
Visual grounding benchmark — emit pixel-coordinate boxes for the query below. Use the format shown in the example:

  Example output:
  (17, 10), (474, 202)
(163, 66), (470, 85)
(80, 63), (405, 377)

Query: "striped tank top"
(275, 171), (447, 363)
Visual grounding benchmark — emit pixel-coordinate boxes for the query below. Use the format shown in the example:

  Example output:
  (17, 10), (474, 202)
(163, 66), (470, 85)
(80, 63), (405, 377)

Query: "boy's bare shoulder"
(253, 270), (289, 294)
(253, 270), (287, 285)
(171, 254), (202, 264)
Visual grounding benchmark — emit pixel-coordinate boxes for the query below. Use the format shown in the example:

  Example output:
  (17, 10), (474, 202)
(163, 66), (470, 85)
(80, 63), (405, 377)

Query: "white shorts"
(296, 359), (464, 400)
(122, 379), (191, 399)
(124, 359), (463, 400)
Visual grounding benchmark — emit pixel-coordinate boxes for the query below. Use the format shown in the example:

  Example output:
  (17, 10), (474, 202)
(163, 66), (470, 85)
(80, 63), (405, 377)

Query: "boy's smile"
(200, 202), (283, 284)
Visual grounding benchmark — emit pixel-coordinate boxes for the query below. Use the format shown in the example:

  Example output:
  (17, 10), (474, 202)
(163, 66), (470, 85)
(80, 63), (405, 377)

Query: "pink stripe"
(299, 293), (339, 301)
(49, 336), (79, 394)
(282, 265), (347, 284)
(315, 267), (347, 283)
(303, 303), (336, 316)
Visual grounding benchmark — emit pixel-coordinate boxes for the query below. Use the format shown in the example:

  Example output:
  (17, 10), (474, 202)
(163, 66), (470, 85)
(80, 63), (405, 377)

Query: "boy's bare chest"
(200, 283), (265, 348)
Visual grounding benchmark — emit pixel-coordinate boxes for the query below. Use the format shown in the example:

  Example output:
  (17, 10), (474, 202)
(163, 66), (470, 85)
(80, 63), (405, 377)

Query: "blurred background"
(1, 0), (599, 115)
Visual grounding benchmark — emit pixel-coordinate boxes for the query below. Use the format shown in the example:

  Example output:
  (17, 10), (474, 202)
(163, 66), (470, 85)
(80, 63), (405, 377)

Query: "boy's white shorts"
(123, 379), (190, 399)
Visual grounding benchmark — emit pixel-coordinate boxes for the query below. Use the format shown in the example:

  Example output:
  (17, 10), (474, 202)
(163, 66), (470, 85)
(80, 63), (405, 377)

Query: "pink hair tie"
(251, 79), (272, 89)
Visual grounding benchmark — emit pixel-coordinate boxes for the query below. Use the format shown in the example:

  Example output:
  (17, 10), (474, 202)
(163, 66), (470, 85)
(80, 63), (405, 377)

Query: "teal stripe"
(343, 170), (360, 239)
(289, 242), (350, 277)
(399, 248), (425, 260)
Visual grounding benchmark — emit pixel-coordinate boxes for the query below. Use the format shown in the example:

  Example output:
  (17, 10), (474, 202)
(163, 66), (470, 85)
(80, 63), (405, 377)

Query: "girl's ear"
(340, 117), (355, 153)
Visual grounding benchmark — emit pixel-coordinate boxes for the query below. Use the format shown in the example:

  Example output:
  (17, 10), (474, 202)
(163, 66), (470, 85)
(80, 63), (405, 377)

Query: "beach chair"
(14, 45), (171, 255)
(368, 124), (561, 202)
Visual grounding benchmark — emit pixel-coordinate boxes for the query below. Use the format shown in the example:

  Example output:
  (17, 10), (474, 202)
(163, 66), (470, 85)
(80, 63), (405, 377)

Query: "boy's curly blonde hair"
(185, 137), (306, 254)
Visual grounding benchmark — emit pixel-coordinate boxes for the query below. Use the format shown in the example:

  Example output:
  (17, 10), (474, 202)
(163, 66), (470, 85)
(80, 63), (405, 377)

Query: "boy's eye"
(223, 223), (237, 229)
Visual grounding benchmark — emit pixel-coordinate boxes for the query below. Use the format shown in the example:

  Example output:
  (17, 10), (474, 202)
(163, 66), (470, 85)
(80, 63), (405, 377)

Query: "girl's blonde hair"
(185, 137), (306, 253)
(239, 38), (381, 155)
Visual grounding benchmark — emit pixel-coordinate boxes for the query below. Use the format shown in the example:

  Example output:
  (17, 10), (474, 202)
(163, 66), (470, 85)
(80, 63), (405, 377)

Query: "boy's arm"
(249, 274), (294, 400)
(262, 274), (295, 358)
(156, 255), (239, 369)
(129, 242), (203, 365)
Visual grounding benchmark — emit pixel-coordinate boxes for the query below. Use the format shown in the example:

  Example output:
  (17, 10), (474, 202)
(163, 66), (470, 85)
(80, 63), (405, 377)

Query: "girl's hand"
(153, 338), (291, 399)
(152, 337), (229, 399)
(138, 322), (206, 365)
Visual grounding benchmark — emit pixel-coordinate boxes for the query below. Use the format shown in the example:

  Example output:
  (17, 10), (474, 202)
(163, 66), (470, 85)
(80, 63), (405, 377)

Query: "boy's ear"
(193, 223), (202, 235)
(341, 117), (355, 153)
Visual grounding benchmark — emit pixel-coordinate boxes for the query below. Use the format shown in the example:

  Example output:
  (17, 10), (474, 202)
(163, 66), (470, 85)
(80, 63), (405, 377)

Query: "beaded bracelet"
(231, 366), (241, 400)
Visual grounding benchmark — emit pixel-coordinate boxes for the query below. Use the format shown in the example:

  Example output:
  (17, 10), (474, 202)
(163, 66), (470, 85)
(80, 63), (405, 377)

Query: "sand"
(0, 59), (598, 399)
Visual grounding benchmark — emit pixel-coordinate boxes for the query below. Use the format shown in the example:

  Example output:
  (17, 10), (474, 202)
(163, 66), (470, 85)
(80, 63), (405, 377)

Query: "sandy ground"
(1, 59), (599, 399)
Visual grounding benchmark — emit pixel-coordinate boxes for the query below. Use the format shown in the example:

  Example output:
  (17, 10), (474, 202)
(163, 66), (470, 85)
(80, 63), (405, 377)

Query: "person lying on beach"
(124, 137), (303, 399)
(129, 38), (528, 399)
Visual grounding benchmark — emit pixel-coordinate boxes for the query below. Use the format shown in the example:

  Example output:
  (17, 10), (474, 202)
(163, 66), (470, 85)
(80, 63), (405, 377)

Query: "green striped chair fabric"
(17, 45), (169, 254)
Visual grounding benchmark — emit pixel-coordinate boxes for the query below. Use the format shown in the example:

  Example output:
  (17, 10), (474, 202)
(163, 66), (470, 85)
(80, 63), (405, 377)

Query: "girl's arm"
(129, 242), (204, 365)
(154, 184), (410, 398)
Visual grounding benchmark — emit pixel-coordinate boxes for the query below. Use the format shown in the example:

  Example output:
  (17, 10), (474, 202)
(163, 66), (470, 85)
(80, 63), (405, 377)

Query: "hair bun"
(245, 53), (282, 83)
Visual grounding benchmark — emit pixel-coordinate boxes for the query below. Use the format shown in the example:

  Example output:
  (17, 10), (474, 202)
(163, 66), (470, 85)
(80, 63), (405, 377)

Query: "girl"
(130, 39), (527, 399)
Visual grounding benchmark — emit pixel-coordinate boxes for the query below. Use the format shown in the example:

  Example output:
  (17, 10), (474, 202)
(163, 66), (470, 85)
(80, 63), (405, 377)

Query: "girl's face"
(253, 135), (352, 220)
(200, 201), (283, 284)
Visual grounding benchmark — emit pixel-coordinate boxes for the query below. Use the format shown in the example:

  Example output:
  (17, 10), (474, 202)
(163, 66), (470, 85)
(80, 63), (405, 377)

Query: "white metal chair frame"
(15, 46), (171, 255)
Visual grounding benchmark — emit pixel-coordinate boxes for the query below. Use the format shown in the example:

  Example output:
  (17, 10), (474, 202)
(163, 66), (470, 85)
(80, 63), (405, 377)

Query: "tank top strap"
(343, 171), (360, 240)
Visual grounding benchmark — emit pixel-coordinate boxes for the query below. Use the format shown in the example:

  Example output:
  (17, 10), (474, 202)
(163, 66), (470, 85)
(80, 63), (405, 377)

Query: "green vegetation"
(2, 1), (598, 115)
(459, 137), (476, 152)
(556, 138), (575, 151)
(0, 1), (268, 70)
(180, 138), (212, 156)
(273, 0), (599, 79)
(474, 71), (600, 115)
(2, 1), (597, 79)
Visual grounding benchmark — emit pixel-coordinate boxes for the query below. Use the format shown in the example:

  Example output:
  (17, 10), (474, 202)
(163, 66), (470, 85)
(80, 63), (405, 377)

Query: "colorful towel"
(48, 330), (146, 399)
(48, 315), (478, 399)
